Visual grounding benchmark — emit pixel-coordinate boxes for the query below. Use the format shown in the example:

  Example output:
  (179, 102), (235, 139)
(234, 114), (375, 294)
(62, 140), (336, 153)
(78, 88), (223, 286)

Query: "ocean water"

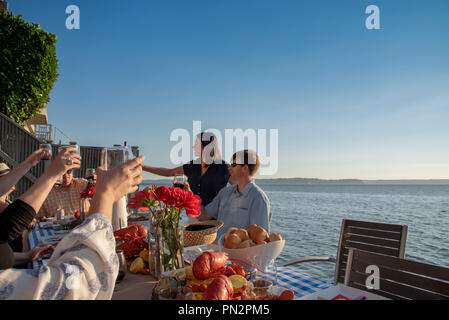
(142, 184), (449, 282)
(258, 184), (449, 282)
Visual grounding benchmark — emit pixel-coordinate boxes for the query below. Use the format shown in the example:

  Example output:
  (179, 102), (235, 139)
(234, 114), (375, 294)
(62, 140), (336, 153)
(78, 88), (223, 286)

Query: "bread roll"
(269, 233), (282, 242)
(234, 229), (250, 241)
(225, 233), (242, 249)
(256, 240), (267, 246)
(237, 239), (254, 249)
(224, 227), (239, 242)
(248, 225), (268, 243)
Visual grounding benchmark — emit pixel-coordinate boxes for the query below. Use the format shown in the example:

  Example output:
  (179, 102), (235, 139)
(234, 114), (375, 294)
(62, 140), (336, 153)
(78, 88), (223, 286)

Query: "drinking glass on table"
(116, 250), (127, 283)
(173, 174), (186, 189)
(39, 143), (52, 160)
(176, 287), (193, 300)
(249, 259), (278, 299)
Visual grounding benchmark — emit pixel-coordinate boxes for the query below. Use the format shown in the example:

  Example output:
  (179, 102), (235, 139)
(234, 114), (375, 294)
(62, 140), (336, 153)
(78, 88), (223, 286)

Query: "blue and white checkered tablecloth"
(28, 221), (61, 269)
(28, 222), (55, 248)
(275, 265), (333, 298)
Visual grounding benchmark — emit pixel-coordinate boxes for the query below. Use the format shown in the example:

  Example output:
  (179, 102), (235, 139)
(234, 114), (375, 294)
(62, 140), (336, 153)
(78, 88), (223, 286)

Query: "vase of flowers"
(128, 185), (201, 279)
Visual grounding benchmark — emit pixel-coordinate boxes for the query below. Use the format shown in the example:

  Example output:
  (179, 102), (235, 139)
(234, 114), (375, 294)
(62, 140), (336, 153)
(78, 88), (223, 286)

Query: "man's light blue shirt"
(205, 181), (271, 240)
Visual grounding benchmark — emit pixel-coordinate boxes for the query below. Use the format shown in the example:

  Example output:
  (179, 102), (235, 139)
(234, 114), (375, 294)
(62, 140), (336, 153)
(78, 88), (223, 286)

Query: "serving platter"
(159, 267), (298, 300)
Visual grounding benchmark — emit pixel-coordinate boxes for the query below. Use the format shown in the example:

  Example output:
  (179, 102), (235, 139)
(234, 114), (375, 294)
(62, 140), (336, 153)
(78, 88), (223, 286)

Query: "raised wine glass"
(39, 143), (52, 161)
(173, 174), (186, 189)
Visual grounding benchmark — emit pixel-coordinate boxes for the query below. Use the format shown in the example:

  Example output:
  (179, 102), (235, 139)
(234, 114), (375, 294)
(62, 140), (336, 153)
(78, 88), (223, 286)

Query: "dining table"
(26, 220), (386, 300)
(111, 262), (333, 300)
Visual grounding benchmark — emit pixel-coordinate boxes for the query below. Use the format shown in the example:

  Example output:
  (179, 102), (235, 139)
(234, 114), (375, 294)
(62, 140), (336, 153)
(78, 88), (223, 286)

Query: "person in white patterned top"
(0, 155), (144, 300)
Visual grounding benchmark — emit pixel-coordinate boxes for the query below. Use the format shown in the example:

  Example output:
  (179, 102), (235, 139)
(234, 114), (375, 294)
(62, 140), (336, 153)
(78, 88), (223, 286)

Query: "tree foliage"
(0, 11), (58, 124)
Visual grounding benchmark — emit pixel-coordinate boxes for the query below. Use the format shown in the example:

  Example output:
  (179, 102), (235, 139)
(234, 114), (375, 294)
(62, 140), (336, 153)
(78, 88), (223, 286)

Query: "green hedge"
(0, 11), (58, 124)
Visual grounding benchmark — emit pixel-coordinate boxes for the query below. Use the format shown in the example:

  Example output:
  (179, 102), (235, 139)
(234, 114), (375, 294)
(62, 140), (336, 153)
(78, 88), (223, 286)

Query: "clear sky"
(8, 0), (449, 180)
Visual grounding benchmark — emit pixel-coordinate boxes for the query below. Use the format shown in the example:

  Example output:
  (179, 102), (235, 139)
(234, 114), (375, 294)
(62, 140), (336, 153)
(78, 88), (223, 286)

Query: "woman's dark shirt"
(183, 160), (230, 207)
(0, 200), (36, 270)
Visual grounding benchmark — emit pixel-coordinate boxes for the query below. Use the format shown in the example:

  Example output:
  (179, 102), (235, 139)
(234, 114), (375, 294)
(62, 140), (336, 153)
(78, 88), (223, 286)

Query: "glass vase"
(79, 198), (91, 221)
(148, 214), (184, 280)
(160, 221), (184, 273)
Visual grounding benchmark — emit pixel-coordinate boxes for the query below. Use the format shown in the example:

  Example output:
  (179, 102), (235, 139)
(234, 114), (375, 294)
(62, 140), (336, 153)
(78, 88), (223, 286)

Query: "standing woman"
(142, 132), (230, 210)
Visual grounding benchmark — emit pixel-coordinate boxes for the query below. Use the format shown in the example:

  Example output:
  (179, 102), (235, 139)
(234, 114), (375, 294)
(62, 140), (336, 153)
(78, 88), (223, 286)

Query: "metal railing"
(0, 112), (44, 199)
(52, 127), (72, 145)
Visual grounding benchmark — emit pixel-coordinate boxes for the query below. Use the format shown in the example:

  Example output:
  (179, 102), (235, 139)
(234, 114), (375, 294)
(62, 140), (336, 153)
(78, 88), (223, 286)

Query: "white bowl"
(218, 234), (285, 271)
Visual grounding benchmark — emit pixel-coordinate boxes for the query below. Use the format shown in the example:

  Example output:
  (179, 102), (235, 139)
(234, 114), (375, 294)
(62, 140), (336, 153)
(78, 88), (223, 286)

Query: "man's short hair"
(232, 150), (260, 176)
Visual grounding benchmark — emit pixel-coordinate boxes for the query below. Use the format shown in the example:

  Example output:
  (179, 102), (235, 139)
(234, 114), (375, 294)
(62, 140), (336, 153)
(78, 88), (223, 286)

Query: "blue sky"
(9, 0), (449, 179)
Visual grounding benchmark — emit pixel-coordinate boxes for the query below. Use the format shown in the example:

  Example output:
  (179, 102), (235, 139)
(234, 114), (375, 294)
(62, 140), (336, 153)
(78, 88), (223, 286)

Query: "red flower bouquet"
(127, 185), (202, 272)
(127, 185), (201, 218)
(80, 183), (96, 198)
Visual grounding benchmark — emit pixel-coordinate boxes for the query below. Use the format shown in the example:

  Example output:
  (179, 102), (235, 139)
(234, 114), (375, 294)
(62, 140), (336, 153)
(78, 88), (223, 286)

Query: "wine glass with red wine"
(173, 174), (186, 189)
(39, 143), (52, 161)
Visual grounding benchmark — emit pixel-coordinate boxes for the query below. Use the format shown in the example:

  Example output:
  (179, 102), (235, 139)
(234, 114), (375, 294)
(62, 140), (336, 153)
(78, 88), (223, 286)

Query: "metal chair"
(345, 248), (449, 300)
(283, 219), (408, 284)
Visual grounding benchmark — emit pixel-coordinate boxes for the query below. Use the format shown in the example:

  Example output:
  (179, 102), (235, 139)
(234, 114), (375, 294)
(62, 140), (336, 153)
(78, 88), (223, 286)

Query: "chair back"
(345, 248), (449, 300)
(333, 219), (408, 284)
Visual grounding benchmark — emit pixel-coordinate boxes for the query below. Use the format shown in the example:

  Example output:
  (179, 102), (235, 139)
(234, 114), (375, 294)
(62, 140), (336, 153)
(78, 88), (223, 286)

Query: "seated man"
(197, 150), (271, 240)
(38, 169), (88, 218)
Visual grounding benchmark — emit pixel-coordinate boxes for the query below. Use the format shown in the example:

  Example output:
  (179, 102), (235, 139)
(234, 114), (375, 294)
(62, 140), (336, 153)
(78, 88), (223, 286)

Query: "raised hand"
(25, 149), (47, 167)
(95, 156), (144, 203)
(28, 244), (55, 262)
(46, 147), (81, 177)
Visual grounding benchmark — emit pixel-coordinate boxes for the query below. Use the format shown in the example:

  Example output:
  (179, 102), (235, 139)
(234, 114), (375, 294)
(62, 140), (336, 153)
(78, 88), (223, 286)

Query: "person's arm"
(37, 200), (50, 219)
(13, 244), (54, 266)
(141, 165), (183, 177)
(0, 148), (80, 241)
(0, 200), (36, 241)
(0, 150), (45, 196)
(182, 181), (212, 221)
(199, 189), (222, 221)
(198, 206), (213, 221)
